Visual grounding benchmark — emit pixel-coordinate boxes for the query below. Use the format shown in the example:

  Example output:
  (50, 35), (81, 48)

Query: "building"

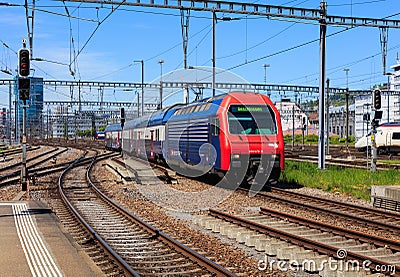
(328, 104), (355, 138)
(0, 108), (6, 141)
(14, 77), (44, 139)
(51, 106), (117, 138)
(275, 99), (309, 134)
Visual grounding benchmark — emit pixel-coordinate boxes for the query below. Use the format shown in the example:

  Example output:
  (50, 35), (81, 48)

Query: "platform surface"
(0, 200), (102, 276)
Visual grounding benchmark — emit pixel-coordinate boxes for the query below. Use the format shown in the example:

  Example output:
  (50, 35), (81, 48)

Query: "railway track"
(0, 145), (40, 157)
(242, 187), (400, 234)
(196, 209), (400, 276)
(285, 145), (400, 170)
(0, 150), (116, 187)
(118, 154), (400, 234)
(0, 147), (68, 181)
(58, 151), (236, 276)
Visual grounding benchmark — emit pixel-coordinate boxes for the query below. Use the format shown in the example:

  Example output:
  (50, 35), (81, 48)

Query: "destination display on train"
(229, 105), (269, 113)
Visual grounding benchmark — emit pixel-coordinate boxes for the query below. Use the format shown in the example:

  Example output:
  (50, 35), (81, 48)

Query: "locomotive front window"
(228, 105), (277, 135)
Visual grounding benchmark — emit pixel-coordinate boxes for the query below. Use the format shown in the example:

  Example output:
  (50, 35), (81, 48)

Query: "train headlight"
(232, 154), (240, 159)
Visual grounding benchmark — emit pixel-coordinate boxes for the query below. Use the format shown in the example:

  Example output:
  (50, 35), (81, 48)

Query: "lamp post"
(212, 13), (239, 97)
(158, 59), (164, 110)
(134, 60), (144, 116)
(212, 10), (216, 97)
(343, 68), (350, 151)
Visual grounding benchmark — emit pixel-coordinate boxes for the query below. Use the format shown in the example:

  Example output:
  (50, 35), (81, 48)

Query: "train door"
(138, 132), (141, 156)
(150, 130), (154, 159)
(387, 130), (392, 148)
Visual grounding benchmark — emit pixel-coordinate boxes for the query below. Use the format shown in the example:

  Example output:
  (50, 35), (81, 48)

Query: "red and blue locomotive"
(120, 92), (284, 185)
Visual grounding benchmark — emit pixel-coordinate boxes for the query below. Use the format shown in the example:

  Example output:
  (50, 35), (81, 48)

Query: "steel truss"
(61, 0), (400, 29)
(0, 78), (389, 96)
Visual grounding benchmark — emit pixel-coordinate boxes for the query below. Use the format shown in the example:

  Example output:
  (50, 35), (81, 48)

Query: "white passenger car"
(355, 122), (400, 154)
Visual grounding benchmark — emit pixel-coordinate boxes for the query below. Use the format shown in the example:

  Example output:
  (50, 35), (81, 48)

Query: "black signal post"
(371, 89), (382, 172)
(18, 43), (30, 192)
(120, 107), (125, 129)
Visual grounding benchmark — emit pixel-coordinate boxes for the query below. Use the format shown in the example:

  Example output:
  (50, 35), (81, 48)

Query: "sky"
(0, 0), (399, 108)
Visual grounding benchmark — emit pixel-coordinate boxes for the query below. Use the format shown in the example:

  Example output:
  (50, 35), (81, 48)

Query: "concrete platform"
(371, 185), (400, 211)
(0, 201), (102, 276)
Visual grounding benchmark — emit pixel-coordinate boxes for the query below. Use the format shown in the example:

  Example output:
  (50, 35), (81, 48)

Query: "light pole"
(212, 13), (239, 97)
(212, 10), (216, 97)
(343, 68), (350, 151)
(158, 59), (164, 110)
(263, 64), (270, 97)
(134, 60), (144, 116)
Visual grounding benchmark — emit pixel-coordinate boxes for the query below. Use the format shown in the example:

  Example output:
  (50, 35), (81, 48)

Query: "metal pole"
(326, 78), (330, 155)
(366, 117), (369, 169)
(47, 108), (49, 141)
(387, 90), (390, 122)
(158, 59), (164, 110)
(137, 91), (140, 118)
(74, 110), (77, 143)
(141, 60), (144, 116)
(346, 88), (349, 151)
(14, 99), (18, 143)
(212, 10), (216, 97)
(318, 1), (327, 170)
(371, 120), (377, 172)
(292, 105), (295, 150)
(263, 64), (270, 97)
(9, 82), (12, 145)
(21, 99), (27, 191)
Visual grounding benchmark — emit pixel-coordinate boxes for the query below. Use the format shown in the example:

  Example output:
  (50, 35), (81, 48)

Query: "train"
(355, 122), (400, 154)
(104, 124), (122, 151)
(95, 131), (105, 140)
(106, 92), (285, 185)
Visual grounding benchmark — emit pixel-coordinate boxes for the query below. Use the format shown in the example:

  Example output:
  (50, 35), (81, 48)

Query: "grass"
(280, 160), (400, 200)
(284, 134), (356, 145)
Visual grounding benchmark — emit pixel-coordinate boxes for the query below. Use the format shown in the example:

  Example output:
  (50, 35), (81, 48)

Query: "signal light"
(18, 77), (30, 101)
(18, 49), (30, 77)
(120, 107), (125, 129)
(373, 89), (381, 110)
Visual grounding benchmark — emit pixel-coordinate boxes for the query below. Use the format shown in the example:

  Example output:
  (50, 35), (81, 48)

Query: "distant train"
(95, 131), (105, 140)
(355, 122), (400, 154)
(108, 92), (285, 185)
(104, 124), (122, 152)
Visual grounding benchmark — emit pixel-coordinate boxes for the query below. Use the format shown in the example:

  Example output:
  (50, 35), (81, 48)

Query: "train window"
(194, 105), (201, 112)
(393, 133), (400, 140)
(228, 105), (277, 135)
